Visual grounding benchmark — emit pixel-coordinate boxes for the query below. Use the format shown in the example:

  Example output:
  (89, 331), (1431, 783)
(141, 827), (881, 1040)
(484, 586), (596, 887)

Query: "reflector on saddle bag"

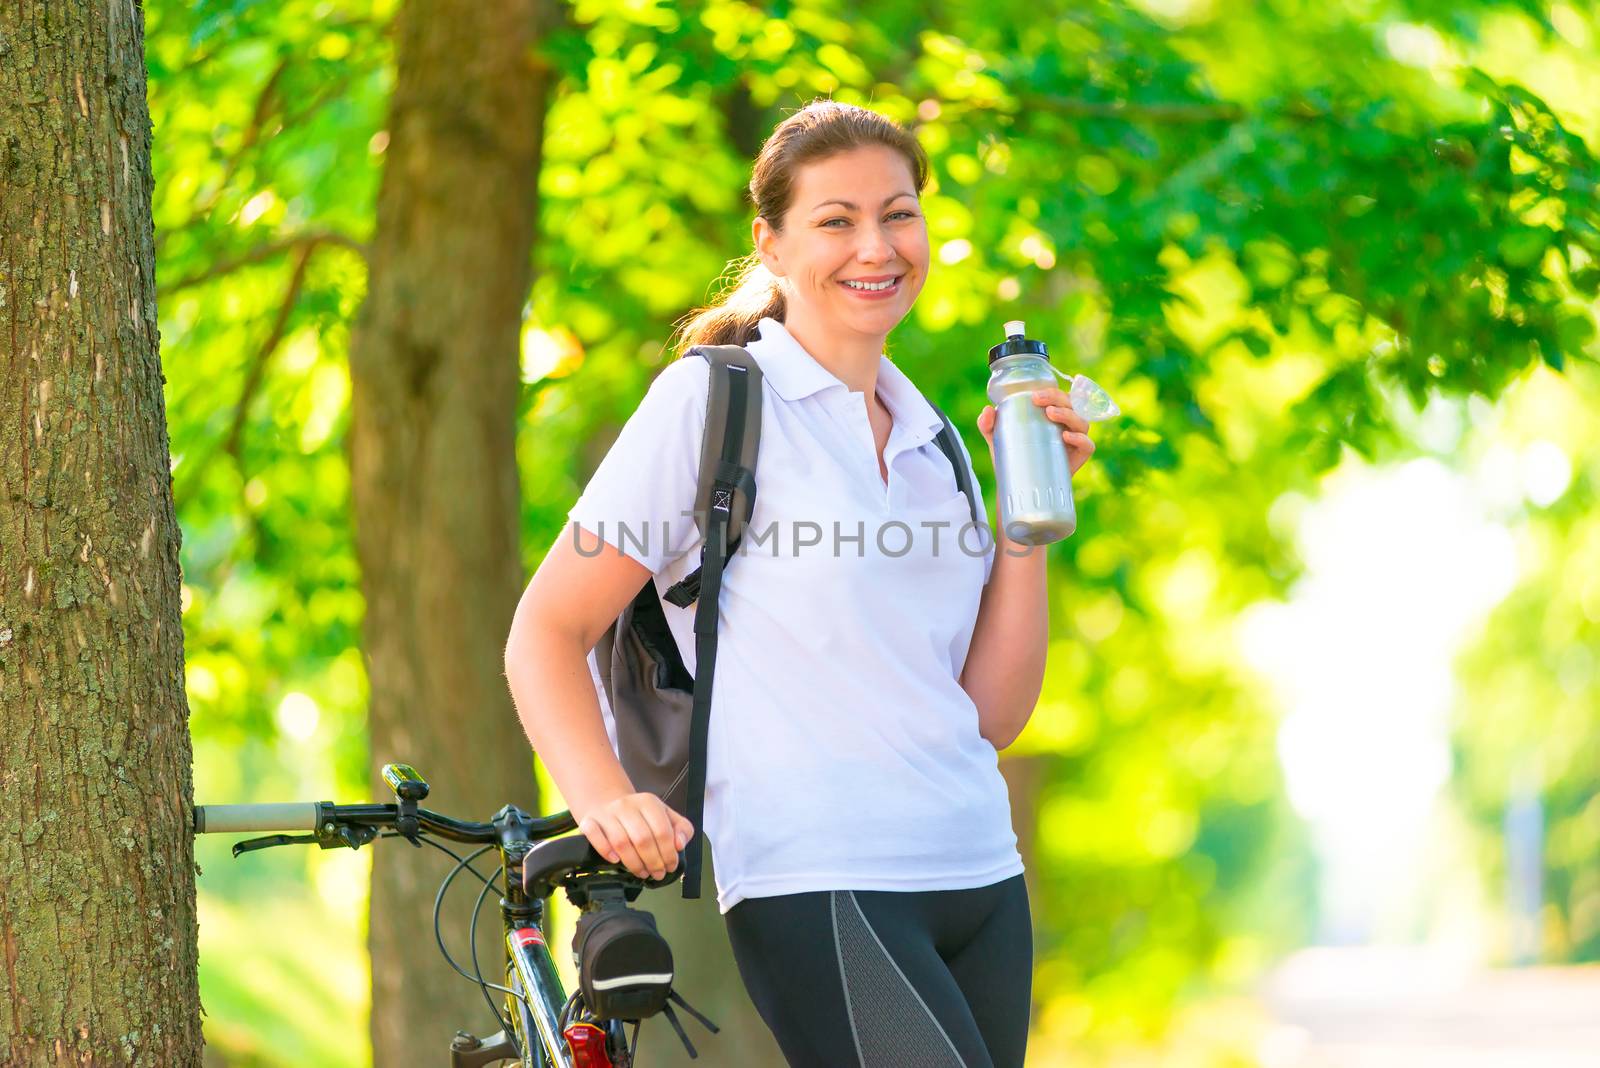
(589, 342), (981, 900)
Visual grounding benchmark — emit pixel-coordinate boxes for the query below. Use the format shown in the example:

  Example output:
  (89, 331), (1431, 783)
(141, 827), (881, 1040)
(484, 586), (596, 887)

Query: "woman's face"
(754, 144), (929, 339)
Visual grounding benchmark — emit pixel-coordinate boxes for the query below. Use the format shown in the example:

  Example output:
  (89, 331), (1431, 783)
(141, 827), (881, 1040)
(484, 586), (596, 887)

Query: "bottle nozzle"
(988, 320), (1046, 364)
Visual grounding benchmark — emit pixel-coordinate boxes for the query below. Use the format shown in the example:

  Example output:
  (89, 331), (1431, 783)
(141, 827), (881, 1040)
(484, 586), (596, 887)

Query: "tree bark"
(0, 1), (203, 1064)
(347, 2), (556, 1060)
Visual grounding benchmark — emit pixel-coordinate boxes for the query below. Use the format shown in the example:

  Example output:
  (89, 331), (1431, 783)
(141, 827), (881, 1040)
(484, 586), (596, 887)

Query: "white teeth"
(843, 277), (897, 291)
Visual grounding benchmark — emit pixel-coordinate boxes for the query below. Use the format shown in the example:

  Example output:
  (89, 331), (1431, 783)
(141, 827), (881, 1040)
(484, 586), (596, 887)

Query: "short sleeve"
(567, 356), (711, 575)
(951, 424), (996, 587)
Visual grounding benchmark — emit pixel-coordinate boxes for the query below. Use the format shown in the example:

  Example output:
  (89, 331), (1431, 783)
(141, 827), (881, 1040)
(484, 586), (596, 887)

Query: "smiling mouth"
(838, 275), (903, 294)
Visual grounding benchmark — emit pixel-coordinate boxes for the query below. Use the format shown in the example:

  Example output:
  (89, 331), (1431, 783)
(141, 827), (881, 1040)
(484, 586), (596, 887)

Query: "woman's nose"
(856, 225), (894, 262)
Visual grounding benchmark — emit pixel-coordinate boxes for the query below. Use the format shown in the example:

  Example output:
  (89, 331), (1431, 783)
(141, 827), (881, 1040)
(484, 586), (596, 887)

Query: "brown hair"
(666, 98), (931, 359)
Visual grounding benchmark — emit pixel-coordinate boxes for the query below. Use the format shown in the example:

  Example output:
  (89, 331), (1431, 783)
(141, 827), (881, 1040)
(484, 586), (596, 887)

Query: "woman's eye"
(822, 211), (918, 228)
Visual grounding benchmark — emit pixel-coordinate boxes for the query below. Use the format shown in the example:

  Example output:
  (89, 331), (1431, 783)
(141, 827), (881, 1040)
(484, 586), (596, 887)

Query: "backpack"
(590, 343), (982, 899)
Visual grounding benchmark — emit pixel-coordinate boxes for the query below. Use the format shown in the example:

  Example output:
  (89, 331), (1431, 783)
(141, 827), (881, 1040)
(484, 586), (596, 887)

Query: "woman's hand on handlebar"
(576, 792), (694, 882)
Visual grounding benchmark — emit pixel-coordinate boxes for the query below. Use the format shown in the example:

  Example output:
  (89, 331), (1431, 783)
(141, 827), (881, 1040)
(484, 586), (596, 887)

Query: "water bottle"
(986, 320), (1119, 545)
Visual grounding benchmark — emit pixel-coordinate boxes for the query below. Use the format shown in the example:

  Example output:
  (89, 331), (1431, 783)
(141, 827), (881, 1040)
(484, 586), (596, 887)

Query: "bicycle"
(193, 762), (719, 1067)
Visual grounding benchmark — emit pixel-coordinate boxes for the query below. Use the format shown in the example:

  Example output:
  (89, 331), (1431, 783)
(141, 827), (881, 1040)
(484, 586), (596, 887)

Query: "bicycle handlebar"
(192, 781), (708, 1061)
(193, 803), (321, 833)
(193, 799), (682, 899)
(192, 801), (578, 844)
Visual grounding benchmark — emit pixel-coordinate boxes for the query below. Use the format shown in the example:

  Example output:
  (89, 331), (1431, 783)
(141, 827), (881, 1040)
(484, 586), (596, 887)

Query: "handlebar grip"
(194, 803), (322, 834)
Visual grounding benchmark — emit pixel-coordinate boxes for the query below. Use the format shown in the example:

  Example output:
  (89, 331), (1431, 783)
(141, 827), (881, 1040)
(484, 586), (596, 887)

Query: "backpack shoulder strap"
(659, 344), (762, 899)
(662, 346), (762, 609)
(927, 400), (981, 529)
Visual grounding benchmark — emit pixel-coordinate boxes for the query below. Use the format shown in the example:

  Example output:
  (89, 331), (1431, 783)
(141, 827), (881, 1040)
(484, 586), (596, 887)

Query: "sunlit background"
(156, 0), (1600, 1064)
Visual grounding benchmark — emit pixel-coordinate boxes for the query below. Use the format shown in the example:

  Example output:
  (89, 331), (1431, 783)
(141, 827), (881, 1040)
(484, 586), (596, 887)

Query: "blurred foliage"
(1451, 359), (1600, 964)
(151, 0), (386, 806)
(149, 0), (1600, 1063)
(196, 885), (369, 1066)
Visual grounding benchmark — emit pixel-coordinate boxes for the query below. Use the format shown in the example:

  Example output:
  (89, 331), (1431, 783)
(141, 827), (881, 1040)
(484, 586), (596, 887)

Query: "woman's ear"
(752, 216), (783, 277)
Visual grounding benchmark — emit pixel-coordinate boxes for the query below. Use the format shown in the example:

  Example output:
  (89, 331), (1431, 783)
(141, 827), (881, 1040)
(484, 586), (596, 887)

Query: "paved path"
(1258, 947), (1600, 1068)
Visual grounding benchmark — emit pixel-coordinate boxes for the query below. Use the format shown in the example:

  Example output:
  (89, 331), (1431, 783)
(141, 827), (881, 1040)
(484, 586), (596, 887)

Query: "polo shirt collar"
(750, 317), (945, 441)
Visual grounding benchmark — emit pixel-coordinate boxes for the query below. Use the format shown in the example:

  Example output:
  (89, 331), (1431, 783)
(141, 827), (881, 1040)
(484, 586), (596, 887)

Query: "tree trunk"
(0, 2), (203, 1064)
(347, 3), (555, 1060)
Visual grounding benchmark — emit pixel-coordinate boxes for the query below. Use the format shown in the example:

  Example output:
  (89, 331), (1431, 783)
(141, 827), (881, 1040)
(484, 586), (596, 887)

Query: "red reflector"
(564, 1022), (612, 1068)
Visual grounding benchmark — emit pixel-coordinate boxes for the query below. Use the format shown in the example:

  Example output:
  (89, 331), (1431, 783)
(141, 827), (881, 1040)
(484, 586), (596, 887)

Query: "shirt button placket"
(857, 402), (893, 512)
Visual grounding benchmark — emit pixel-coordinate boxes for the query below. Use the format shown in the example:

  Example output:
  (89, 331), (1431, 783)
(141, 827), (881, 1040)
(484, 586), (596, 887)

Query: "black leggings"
(722, 874), (1032, 1068)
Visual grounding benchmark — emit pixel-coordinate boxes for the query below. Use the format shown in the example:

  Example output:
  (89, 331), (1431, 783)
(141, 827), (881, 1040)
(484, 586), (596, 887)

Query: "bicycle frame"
(435, 807), (635, 1068)
(507, 924), (571, 1065)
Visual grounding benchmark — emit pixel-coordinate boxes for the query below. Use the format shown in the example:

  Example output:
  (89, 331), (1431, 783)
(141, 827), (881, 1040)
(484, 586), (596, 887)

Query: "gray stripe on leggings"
(831, 889), (967, 1067)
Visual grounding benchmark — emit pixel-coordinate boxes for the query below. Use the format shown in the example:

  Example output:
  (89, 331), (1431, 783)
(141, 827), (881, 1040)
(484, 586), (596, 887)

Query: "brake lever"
(321, 822), (380, 851)
(232, 833), (317, 857)
(232, 821), (380, 858)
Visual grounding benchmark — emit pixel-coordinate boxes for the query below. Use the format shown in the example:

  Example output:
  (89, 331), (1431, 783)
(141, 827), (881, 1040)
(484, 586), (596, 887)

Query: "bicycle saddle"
(522, 833), (684, 900)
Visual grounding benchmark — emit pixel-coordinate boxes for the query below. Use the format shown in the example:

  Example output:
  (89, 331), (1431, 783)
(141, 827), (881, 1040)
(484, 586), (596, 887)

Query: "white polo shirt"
(566, 316), (1023, 914)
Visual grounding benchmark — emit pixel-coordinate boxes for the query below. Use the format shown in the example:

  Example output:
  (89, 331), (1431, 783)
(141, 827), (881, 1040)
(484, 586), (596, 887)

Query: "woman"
(504, 99), (1095, 1068)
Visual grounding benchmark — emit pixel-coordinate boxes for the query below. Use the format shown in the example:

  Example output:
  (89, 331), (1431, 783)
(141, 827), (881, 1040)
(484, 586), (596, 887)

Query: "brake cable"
(380, 832), (525, 1049)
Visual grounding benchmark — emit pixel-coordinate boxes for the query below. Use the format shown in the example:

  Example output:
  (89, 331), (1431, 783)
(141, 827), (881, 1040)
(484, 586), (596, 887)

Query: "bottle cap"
(988, 320), (1048, 364)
